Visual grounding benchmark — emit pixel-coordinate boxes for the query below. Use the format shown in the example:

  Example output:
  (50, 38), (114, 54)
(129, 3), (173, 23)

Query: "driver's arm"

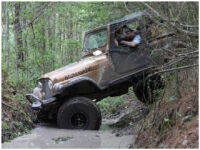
(120, 41), (137, 47)
(121, 35), (141, 47)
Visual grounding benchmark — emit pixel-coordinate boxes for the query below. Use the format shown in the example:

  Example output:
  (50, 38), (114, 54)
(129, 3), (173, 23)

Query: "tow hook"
(25, 94), (42, 110)
(26, 94), (41, 104)
(25, 94), (56, 110)
(31, 101), (42, 110)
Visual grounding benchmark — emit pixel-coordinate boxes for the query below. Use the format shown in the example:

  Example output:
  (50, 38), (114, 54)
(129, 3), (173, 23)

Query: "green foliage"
(13, 93), (27, 106)
(1, 2), (128, 90)
(129, 122), (134, 126)
(97, 96), (125, 116)
(182, 115), (193, 122)
(128, 87), (137, 99)
(168, 96), (177, 102)
(166, 73), (175, 80)
(52, 136), (73, 144)
(13, 121), (23, 128)
(2, 121), (8, 129)
(99, 124), (112, 131)
(153, 88), (164, 101)
(176, 111), (182, 117)
(2, 121), (32, 142)
(2, 77), (34, 142)
(164, 118), (169, 122)
(24, 128), (31, 134)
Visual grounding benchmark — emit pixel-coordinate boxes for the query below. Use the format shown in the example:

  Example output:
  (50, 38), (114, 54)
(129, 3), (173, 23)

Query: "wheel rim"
(70, 112), (88, 129)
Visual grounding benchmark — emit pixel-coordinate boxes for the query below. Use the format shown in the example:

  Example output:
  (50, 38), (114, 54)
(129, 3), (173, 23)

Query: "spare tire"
(57, 97), (101, 130)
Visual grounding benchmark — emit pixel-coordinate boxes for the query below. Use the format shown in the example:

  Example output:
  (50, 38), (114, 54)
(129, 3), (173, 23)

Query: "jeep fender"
(56, 77), (102, 96)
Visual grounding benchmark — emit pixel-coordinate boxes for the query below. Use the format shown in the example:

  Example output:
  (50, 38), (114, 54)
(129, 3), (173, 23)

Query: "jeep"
(26, 11), (164, 130)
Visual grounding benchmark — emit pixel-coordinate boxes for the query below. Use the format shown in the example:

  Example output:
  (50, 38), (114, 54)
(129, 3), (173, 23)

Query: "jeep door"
(82, 26), (117, 89)
(109, 19), (151, 74)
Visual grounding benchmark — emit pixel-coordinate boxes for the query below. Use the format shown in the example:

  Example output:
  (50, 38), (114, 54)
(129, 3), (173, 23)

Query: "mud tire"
(57, 97), (101, 130)
(133, 74), (164, 104)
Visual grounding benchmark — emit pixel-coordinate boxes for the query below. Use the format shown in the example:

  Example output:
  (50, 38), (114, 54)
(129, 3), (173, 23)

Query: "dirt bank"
(132, 67), (198, 148)
(2, 78), (35, 142)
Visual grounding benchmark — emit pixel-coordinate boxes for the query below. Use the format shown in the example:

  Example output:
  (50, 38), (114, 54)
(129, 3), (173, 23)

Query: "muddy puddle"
(2, 123), (134, 149)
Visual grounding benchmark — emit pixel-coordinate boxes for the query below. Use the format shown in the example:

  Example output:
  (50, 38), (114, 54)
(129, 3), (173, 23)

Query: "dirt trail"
(2, 123), (134, 149)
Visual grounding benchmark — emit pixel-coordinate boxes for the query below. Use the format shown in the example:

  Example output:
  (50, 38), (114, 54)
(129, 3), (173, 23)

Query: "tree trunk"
(175, 68), (181, 99)
(51, 6), (56, 69)
(41, 27), (46, 73)
(5, 2), (10, 70)
(14, 3), (24, 64)
(14, 2), (23, 85)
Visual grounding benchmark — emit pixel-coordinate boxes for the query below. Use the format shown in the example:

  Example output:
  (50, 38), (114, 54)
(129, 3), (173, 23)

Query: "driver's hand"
(114, 39), (119, 46)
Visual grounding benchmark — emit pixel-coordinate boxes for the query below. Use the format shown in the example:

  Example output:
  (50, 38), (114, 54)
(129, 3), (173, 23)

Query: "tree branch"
(160, 58), (184, 69)
(178, 50), (198, 57)
(179, 23), (198, 28)
(14, 2), (54, 32)
(27, 2), (54, 26)
(124, 2), (131, 12)
(174, 2), (185, 22)
(148, 64), (198, 78)
(149, 32), (175, 43)
(142, 2), (199, 38)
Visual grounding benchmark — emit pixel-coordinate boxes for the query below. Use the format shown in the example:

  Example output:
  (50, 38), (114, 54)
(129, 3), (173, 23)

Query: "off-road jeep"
(26, 11), (164, 130)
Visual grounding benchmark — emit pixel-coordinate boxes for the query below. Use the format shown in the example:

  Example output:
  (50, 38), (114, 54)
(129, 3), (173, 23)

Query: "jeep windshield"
(83, 28), (107, 51)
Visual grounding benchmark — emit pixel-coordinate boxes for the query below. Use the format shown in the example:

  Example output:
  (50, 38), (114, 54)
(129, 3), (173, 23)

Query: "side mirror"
(93, 50), (102, 56)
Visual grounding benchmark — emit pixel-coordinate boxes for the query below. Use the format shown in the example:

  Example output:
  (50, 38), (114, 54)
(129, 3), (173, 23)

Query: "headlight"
(48, 80), (53, 90)
(37, 82), (42, 91)
(36, 79), (53, 99)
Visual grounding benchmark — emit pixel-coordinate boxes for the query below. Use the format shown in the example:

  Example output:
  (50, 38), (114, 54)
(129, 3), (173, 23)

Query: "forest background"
(1, 1), (198, 91)
(1, 1), (199, 147)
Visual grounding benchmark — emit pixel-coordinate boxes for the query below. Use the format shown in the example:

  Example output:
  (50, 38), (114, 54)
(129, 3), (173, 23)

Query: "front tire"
(57, 97), (101, 130)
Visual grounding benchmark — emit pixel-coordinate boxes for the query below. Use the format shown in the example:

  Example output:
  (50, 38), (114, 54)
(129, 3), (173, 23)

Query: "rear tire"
(133, 74), (164, 104)
(57, 97), (101, 130)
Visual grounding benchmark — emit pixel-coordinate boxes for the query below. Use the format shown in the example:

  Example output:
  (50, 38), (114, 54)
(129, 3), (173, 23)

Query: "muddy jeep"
(26, 11), (163, 130)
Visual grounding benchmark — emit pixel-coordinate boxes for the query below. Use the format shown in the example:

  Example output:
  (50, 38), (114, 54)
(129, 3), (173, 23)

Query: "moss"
(2, 121), (8, 129)
(52, 136), (73, 144)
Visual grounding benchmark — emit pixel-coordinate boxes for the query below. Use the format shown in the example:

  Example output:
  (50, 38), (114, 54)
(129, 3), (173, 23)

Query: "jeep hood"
(40, 54), (106, 84)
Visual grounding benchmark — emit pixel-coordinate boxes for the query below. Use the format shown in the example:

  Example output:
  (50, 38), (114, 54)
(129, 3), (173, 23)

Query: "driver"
(114, 29), (141, 47)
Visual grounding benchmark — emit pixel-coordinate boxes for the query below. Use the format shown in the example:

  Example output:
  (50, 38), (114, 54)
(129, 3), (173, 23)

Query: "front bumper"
(25, 94), (56, 110)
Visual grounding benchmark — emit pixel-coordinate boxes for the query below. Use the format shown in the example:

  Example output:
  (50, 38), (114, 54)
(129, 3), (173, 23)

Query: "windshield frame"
(83, 26), (108, 51)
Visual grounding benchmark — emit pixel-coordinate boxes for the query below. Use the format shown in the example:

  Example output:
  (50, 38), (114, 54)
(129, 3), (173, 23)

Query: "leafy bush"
(97, 96), (125, 116)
